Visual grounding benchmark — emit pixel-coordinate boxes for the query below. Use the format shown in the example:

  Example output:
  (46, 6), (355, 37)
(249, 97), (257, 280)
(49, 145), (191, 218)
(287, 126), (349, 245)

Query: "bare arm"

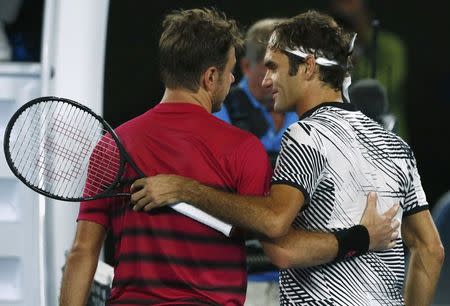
(59, 220), (106, 306)
(261, 228), (338, 268)
(402, 210), (444, 306)
(132, 177), (303, 239)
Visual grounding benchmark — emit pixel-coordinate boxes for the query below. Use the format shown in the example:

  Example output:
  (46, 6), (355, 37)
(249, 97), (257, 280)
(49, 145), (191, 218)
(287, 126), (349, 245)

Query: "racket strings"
(15, 125), (122, 193)
(7, 100), (123, 199)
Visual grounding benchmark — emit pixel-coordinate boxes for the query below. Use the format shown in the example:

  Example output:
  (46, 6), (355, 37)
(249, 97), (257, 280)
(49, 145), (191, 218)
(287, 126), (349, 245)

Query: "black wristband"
(333, 225), (370, 261)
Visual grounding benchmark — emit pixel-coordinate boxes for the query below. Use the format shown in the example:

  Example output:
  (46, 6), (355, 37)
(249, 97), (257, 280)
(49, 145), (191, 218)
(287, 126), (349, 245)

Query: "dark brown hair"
(159, 8), (243, 92)
(269, 10), (354, 90)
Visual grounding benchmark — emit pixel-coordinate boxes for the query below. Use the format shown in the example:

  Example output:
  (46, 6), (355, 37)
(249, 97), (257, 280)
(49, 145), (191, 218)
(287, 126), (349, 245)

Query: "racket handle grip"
(171, 202), (233, 237)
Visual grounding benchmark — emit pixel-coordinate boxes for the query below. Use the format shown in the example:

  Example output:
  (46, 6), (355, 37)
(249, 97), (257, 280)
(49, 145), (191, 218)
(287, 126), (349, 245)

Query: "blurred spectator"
(349, 78), (397, 132)
(329, 0), (408, 139)
(215, 18), (298, 167)
(0, 0), (23, 60)
(0, 0), (42, 62)
(0, 21), (10, 60)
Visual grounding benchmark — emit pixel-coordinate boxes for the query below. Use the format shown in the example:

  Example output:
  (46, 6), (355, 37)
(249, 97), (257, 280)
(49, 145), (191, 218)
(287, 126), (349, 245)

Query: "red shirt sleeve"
(77, 198), (111, 229)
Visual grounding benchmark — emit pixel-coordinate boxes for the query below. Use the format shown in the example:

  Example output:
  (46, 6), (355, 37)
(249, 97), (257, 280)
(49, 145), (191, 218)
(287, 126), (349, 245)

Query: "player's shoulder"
(200, 113), (267, 162)
(211, 114), (261, 145)
(390, 131), (414, 158)
(283, 119), (319, 139)
(111, 111), (150, 141)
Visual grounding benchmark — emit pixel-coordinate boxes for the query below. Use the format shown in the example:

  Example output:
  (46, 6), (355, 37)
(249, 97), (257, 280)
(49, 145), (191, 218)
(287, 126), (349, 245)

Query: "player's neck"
(297, 86), (343, 116)
(160, 88), (212, 112)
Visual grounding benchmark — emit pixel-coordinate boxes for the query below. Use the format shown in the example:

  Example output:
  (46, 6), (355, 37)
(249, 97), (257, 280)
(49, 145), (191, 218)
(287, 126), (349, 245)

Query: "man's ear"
(202, 66), (219, 92)
(240, 57), (251, 77)
(303, 56), (317, 80)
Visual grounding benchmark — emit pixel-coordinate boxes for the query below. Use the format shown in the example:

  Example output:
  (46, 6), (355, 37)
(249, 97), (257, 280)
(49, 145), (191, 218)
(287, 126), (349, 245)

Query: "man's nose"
(262, 71), (272, 88)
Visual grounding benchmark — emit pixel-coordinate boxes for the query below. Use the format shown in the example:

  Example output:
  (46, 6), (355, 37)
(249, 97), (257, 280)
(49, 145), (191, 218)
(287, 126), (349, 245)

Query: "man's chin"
(273, 102), (284, 113)
(274, 104), (291, 113)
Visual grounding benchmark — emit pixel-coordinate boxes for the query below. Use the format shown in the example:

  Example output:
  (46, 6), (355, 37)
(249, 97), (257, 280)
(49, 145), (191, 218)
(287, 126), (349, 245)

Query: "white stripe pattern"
(273, 103), (428, 305)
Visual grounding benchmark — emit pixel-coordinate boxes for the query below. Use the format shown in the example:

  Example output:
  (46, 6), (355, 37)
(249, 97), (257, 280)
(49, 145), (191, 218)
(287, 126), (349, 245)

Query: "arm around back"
(130, 135), (302, 239)
(131, 177), (304, 239)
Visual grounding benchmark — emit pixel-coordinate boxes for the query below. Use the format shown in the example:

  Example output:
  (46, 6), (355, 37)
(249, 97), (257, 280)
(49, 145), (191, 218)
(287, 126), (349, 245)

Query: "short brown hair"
(159, 8), (243, 92)
(269, 10), (353, 90)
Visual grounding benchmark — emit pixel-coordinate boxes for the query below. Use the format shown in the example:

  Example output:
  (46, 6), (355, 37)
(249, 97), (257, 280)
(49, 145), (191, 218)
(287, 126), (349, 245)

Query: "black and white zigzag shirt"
(272, 102), (428, 306)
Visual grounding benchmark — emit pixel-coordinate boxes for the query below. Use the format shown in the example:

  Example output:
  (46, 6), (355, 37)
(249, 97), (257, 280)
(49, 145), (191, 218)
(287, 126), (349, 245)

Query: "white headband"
(284, 47), (339, 67)
(282, 33), (357, 103)
(344, 33), (357, 102)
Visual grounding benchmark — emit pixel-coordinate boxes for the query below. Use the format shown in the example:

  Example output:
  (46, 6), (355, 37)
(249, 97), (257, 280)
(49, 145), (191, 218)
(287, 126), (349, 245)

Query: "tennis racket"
(3, 96), (232, 236)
